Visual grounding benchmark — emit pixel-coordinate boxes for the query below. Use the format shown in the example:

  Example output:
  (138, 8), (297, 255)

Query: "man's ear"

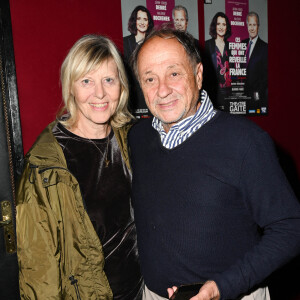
(195, 63), (203, 90)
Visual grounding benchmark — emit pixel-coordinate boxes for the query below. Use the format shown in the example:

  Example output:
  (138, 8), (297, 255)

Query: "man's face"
(137, 36), (203, 132)
(173, 10), (188, 32)
(247, 16), (259, 39)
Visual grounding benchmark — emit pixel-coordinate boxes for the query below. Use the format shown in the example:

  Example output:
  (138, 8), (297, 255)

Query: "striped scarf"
(152, 90), (216, 149)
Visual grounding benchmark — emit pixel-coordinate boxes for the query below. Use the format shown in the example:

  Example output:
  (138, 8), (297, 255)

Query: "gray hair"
(131, 27), (201, 81)
(246, 11), (260, 26)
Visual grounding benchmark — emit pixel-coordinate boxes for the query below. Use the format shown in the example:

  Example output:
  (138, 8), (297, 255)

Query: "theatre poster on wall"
(121, 0), (199, 119)
(203, 0), (268, 115)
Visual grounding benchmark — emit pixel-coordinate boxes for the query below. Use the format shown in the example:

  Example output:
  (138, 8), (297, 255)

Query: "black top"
(123, 34), (152, 119)
(123, 34), (137, 62)
(204, 38), (232, 110)
(129, 114), (300, 299)
(53, 122), (143, 300)
(242, 37), (268, 106)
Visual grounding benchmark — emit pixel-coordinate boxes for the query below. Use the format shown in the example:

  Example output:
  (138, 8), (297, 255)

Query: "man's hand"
(167, 281), (220, 300)
(190, 281), (220, 300)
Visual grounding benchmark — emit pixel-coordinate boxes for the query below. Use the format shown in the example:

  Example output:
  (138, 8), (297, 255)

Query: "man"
(243, 12), (268, 105)
(129, 28), (300, 300)
(172, 5), (200, 50)
(172, 5), (188, 32)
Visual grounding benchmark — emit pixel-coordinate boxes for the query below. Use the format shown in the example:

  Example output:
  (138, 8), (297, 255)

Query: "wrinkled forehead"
(137, 36), (189, 72)
(139, 36), (183, 58)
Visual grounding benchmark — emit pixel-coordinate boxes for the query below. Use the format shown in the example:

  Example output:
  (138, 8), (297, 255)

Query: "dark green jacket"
(16, 121), (131, 299)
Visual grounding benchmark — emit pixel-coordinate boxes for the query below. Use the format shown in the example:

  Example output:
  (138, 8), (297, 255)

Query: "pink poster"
(204, 0), (268, 116)
(146, 0), (175, 27)
(121, 0), (199, 119)
(225, 0), (248, 42)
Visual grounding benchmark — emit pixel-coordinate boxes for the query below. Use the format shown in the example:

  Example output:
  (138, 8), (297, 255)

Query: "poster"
(121, 0), (199, 119)
(203, 0), (268, 115)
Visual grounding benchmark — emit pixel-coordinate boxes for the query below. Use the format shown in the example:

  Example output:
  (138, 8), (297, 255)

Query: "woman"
(204, 12), (232, 109)
(16, 35), (143, 300)
(123, 5), (154, 62)
(123, 6), (154, 119)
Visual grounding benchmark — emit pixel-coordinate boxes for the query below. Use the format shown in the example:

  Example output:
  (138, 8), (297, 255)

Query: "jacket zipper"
(29, 164), (70, 183)
(69, 275), (82, 300)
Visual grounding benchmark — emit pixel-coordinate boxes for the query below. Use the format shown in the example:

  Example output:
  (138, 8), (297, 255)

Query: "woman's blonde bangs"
(58, 34), (134, 128)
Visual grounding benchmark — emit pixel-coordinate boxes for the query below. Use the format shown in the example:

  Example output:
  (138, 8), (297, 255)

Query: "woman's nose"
(94, 83), (105, 99)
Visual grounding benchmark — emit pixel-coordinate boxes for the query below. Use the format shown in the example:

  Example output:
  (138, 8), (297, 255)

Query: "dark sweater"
(128, 111), (300, 299)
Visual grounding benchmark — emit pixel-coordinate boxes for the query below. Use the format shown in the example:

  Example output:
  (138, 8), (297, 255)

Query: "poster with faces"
(204, 0), (268, 116)
(121, 0), (199, 119)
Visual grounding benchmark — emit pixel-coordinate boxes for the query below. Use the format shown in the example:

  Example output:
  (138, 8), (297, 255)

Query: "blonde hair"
(59, 34), (133, 128)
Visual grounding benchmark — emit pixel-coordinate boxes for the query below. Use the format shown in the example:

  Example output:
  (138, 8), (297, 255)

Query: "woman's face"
(216, 16), (227, 38)
(136, 10), (149, 33)
(72, 58), (121, 128)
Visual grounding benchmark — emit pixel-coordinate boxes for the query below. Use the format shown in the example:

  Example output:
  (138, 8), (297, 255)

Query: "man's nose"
(157, 79), (172, 98)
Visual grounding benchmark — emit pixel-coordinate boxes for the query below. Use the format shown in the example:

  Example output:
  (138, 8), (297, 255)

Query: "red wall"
(10, 0), (300, 178)
(8, 1), (300, 299)
(9, 0), (125, 153)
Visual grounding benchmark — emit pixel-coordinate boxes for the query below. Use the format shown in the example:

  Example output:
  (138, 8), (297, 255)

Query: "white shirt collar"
(152, 90), (216, 149)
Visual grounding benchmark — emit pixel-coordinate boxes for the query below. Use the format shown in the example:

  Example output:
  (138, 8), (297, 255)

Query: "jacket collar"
(26, 121), (132, 170)
(26, 121), (68, 168)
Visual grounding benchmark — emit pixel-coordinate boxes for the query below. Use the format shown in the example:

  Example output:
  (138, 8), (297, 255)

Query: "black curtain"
(0, 0), (23, 299)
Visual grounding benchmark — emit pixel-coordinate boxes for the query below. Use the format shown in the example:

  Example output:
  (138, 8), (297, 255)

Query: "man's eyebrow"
(167, 64), (180, 70)
(144, 70), (153, 76)
(143, 63), (181, 75)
